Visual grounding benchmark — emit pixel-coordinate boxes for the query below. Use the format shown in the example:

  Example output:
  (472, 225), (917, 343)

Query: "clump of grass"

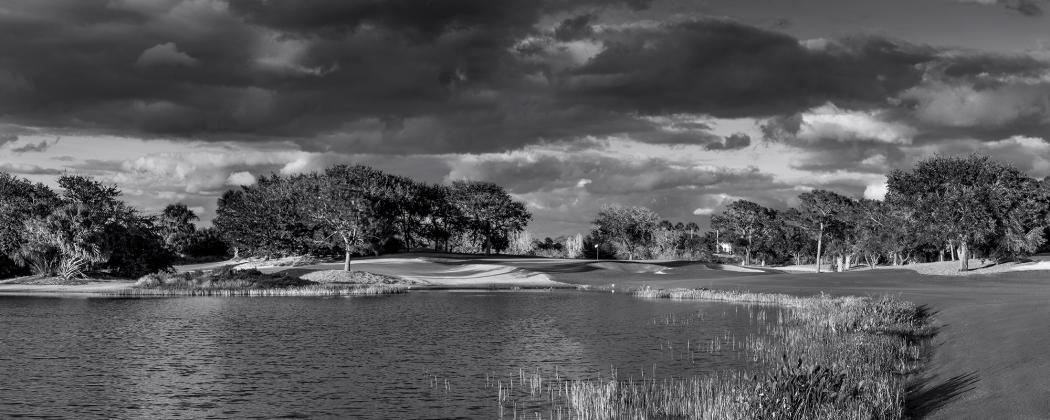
(117, 266), (407, 296)
(497, 288), (933, 419)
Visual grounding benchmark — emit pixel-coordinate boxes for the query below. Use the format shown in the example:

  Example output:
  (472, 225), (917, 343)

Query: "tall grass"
(113, 267), (408, 296)
(494, 288), (933, 419)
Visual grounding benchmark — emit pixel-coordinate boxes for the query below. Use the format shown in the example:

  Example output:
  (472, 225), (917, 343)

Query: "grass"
(494, 288), (933, 419)
(113, 266), (408, 296)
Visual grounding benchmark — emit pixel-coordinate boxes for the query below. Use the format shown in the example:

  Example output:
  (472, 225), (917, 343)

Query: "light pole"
(594, 244), (599, 261)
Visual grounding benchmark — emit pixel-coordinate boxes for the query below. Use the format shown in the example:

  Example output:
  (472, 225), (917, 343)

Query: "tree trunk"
(959, 240), (969, 271)
(815, 222), (824, 273)
(343, 235), (352, 272)
(746, 235), (753, 266)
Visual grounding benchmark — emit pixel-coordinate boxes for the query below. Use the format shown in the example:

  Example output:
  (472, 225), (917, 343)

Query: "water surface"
(0, 291), (766, 418)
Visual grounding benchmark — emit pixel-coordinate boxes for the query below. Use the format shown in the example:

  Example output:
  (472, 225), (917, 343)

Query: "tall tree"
(159, 203), (199, 256)
(448, 181), (531, 254)
(0, 173), (59, 273)
(887, 155), (1048, 271)
(592, 205), (660, 260)
(298, 165), (389, 271)
(712, 200), (773, 266)
(798, 190), (852, 273)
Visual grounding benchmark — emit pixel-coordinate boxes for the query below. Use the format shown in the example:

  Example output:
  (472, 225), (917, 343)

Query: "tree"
(712, 200), (773, 266)
(418, 184), (460, 252)
(447, 181), (531, 254)
(298, 166), (389, 271)
(776, 208), (815, 266)
(508, 230), (534, 255)
(9, 175), (172, 280)
(887, 155), (1048, 271)
(159, 203), (199, 256)
(592, 205), (659, 260)
(798, 190), (852, 273)
(214, 175), (322, 258)
(564, 233), (584, 259)
(0, 173), (59, 274)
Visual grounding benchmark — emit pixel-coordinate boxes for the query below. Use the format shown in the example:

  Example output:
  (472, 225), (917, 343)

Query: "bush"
(102, 223), (177, 278)
(0, 255), (30, 279)
(136, 267), (316, 290)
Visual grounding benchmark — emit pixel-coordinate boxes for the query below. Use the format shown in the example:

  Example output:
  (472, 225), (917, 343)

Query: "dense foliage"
(0, 174), (175, 279)
(708, 155), (1050, 271)
(581, 156), (1050, 269)
(214, 165), (532, 269)
(589, 204), (710, 260)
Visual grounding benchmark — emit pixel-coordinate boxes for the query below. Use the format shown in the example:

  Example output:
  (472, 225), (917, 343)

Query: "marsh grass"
(494, 288), (933, 419)
(114, 266), (408, 296)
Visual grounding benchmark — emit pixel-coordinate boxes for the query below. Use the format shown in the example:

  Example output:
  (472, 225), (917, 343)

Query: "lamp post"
(594, 244), (599, 261)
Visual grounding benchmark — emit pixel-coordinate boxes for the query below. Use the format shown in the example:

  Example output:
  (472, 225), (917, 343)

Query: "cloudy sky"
(3, 0), (1050, 236)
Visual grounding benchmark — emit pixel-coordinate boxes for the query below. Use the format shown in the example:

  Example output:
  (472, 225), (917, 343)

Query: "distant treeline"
(214, 165), (531, 270)
(4, 154), (1045, 279)
(591, 155), (1050, 271)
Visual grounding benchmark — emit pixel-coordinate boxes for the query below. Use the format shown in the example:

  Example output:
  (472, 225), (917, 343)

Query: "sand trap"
(709, 264), (765, 273)
(398, 263), (560, 287)
(589, 262), (668, 274)
(234, 256), (318, 270)
(284, 258), (568, 288)
(1007, 261), (1050, 272)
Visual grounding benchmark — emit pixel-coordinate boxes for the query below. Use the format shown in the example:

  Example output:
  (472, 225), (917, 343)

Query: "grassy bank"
(498, 288), (933, 419)
(113, 267), (409, 296)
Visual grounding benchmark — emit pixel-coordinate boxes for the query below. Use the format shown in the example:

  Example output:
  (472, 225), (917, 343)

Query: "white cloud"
(863, 180), (888, 200)
(796, 103), (916, 144)
(692, 207), (715, 215)
(135, 42), (197, 67)
(900, 82), (1050, 128)
(225, 171), (256, 186)
(118, 150), (308, 193)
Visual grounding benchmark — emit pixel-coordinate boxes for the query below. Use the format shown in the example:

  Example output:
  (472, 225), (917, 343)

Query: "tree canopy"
(213, 165), (533, 269)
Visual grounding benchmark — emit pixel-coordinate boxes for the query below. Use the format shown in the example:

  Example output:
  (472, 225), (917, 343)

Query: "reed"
(494, 288), (933, 419)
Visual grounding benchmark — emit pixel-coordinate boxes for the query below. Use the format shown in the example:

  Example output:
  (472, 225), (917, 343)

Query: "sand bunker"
(708, 264), (765, 273)
(588, 262), (669, 274)
(292, 258), (567, 288)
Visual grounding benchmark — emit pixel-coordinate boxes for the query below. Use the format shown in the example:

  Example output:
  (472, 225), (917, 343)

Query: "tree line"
(0, 174), (216, 280)
(4, 154), (1044, 279)
(214, 165), (532, 270)
(589, 155), (1050, 272)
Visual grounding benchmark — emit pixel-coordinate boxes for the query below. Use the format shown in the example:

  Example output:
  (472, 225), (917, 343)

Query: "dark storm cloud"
(562, 20), (933, 118)
(554, 14), (597, 41)
(10, 140), (53, 153)
(0, 163), (63, 175)
(4, 0), (1050, 159)
(0, 134), (17, 148)
(958, 0), (1046, 16)
(454, 153), (781, 195)
(1005, 0), (1045, 16)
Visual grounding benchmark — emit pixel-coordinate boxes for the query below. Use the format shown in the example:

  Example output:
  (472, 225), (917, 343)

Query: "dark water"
(0, 291), (764, 419)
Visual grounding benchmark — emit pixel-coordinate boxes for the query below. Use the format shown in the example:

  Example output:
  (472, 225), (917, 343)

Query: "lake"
(0, 291), (769, 418)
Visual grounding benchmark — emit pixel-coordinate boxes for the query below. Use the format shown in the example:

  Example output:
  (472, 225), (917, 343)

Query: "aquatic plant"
(493, 288), (933, 419)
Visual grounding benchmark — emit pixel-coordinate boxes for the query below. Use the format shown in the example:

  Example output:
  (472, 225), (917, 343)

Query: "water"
(0, 291), (767, 418)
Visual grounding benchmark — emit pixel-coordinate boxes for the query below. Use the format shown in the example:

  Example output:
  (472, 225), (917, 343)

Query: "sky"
(3, 0), (1050, 237)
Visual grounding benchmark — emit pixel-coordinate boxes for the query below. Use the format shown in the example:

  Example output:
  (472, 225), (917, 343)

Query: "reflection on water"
(0, 291), (766, 418)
